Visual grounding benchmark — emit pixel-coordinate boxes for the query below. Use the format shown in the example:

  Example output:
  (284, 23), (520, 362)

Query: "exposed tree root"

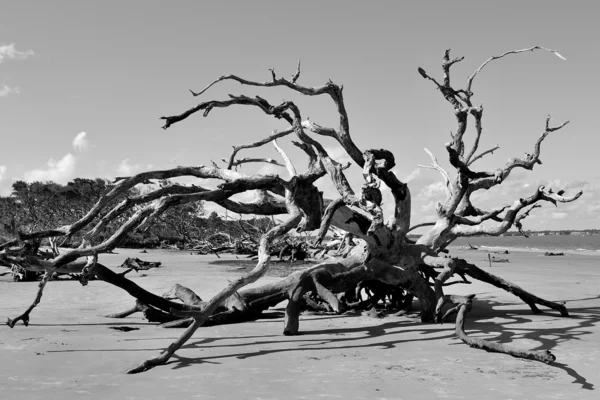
(436, 294), (556, 364)
(6, 267), (57, 327)
(455, 260), (569, 317)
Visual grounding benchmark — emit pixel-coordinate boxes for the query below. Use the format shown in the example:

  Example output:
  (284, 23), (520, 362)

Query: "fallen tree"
(0, 46), (581, 373)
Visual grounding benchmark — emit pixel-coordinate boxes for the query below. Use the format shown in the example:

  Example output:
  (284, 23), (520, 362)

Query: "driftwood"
(436, 294), (556, 363)
(118, 257), (162, 276)
(1, 47), (580, 374)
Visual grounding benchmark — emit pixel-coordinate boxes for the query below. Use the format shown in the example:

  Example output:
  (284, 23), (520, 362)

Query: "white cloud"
(117, 159), (142, 176)
(0, 43), (34, 63)
(117, 159), (138, 176)
(229, 190), (263, 204)
(256, 163), (284, 177)
(0, 165), (6, 181)
(72, 131), (89, 151)
(23, 153), (76, 184)
(0, 84), (20, 97)
(418, 181), (446, 200)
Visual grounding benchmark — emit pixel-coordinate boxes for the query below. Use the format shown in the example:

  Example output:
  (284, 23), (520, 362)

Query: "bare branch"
(454, 205), (509, 226)
(463, 106), (484, 164)
(436, 294), (556, 363)
(272, 139), (296, 177)
(446, 143), (496, 181)
(442, 49), (465, 90)
(6, 264), (58, 327)
(224, 127), (295, 169)
(128, 186), (303, 373)
(161, 94), (295, 129)
(471, 117), (570, 191)
(418, 49), (466, 110)
(514, 204), (542, 237)
(183, 67), (363, 167)
(451, 186), (582, 237)
(314, 198), (346, 245)
(467, 46), (567, 95)
(418, 148), (452, 200)
(226, 157), (284, 168)
(467, 145), (500, 166)
(291, 59), (301, 84)
(417, 66), (443, 89)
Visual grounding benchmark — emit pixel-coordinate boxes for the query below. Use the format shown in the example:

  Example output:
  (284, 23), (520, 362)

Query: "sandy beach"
(1, 248), (598, 399)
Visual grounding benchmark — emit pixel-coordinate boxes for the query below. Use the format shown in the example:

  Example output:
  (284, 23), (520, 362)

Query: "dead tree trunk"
(0, 46), (581, 373)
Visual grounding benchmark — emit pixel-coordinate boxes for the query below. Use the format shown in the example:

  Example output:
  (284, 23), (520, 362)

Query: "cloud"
(0, 84), (20, 97)
(23, 153), (76, 184)
(256, 162), (284, 177)
(418, 181), (446, 200)
(116, 160), (153, 177)
(72, 131), (89, 151)
(0, 165), (6, 181)
(117, 159), (141, 176)
(551, 212), (568, 220)
(0, 43), (34, 63)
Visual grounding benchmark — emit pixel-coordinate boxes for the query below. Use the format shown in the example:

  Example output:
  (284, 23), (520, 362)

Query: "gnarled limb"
(514, 204), (542, 237)
(223, 127), (295, 169)
(436, 294), (556, 364)
(227, 157), (284, 169)
(469, 116), (570, 192)
(6, 266), (57, 327)
(466, 46), (566, 96)
(422, 255), (456, 299)
(451, 186), (582, 237)
(454, 260), (569, 317)
(467, 144), (500, 166)
(127, 183), (303, 373)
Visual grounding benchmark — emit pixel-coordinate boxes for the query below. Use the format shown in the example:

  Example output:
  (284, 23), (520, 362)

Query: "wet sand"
(1, 248), (598, 399)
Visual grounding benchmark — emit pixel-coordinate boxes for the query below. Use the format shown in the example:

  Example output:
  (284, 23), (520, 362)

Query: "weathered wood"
(1, 48), (580, 374)
(436, 294), (556, 364)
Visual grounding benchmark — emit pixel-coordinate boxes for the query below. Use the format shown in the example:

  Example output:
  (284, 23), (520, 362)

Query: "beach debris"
(435, 294), (555, 364)
(118, 258), (162, 276)
(487, 253), (510, 264)
(544, 252), (565, 256)
(109, 326), (140, 332)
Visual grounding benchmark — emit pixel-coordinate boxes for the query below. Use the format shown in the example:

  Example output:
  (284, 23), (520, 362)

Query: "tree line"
(0, 179), (275, 249)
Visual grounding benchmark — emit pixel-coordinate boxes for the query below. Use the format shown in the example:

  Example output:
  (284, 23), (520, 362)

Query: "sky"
(1, 0), (599, 231)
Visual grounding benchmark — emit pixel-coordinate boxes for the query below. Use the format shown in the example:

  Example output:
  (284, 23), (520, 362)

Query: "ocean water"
(450, 235), (600, 255)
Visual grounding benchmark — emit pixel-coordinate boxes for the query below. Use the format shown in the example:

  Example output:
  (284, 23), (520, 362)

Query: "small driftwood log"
(436, 294), (556, 364)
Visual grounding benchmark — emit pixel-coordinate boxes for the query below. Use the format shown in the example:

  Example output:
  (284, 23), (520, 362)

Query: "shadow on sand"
(48, 295), (600, 390)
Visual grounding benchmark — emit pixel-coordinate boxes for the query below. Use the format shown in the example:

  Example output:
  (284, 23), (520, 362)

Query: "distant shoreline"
(449, 235), (600, 256)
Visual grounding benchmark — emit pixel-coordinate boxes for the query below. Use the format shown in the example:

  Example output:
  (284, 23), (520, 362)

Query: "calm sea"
(450, 235), (600, 255)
